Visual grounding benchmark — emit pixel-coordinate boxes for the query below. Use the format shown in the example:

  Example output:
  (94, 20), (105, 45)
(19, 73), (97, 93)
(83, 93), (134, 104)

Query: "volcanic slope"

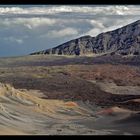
(31, 20), (140, 56)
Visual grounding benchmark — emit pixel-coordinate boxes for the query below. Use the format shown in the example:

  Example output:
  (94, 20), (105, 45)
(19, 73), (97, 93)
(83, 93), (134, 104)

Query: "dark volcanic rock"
(31, 20), (140, 56)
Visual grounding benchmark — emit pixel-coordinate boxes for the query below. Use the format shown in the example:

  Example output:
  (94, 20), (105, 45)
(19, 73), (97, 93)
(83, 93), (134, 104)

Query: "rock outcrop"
(31, 20), (140, 56)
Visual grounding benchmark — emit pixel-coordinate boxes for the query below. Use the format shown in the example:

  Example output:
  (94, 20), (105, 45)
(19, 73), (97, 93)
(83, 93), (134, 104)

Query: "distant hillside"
(31, 20), (140, 56)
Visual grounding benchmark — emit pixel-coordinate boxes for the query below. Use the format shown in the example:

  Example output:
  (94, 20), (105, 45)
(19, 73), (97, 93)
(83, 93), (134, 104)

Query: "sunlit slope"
(0, 83), (94, 135)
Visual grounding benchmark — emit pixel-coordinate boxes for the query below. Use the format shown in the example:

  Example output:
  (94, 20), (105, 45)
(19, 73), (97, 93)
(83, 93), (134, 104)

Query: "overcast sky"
(0, 5), (140, 57)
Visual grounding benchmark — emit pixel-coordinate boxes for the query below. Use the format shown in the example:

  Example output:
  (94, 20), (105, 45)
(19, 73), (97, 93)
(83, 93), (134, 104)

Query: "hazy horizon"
(0, 5), (140, 57)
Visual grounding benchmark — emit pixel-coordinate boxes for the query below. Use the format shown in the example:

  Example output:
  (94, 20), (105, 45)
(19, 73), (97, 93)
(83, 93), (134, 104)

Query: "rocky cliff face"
(31, 20), (140, 56)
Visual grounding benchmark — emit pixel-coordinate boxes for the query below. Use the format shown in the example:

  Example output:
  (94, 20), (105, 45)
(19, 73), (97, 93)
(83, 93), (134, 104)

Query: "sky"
(0, 5), (140, 57)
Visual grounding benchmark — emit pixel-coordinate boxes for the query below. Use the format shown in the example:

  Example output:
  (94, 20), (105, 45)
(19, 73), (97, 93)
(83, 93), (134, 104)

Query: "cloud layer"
(0, 5), (139, 16)
(0, 5), (140, 56)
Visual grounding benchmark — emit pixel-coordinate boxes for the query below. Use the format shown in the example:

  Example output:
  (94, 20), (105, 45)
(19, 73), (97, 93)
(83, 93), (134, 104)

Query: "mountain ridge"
(30, 20), (140, 56)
